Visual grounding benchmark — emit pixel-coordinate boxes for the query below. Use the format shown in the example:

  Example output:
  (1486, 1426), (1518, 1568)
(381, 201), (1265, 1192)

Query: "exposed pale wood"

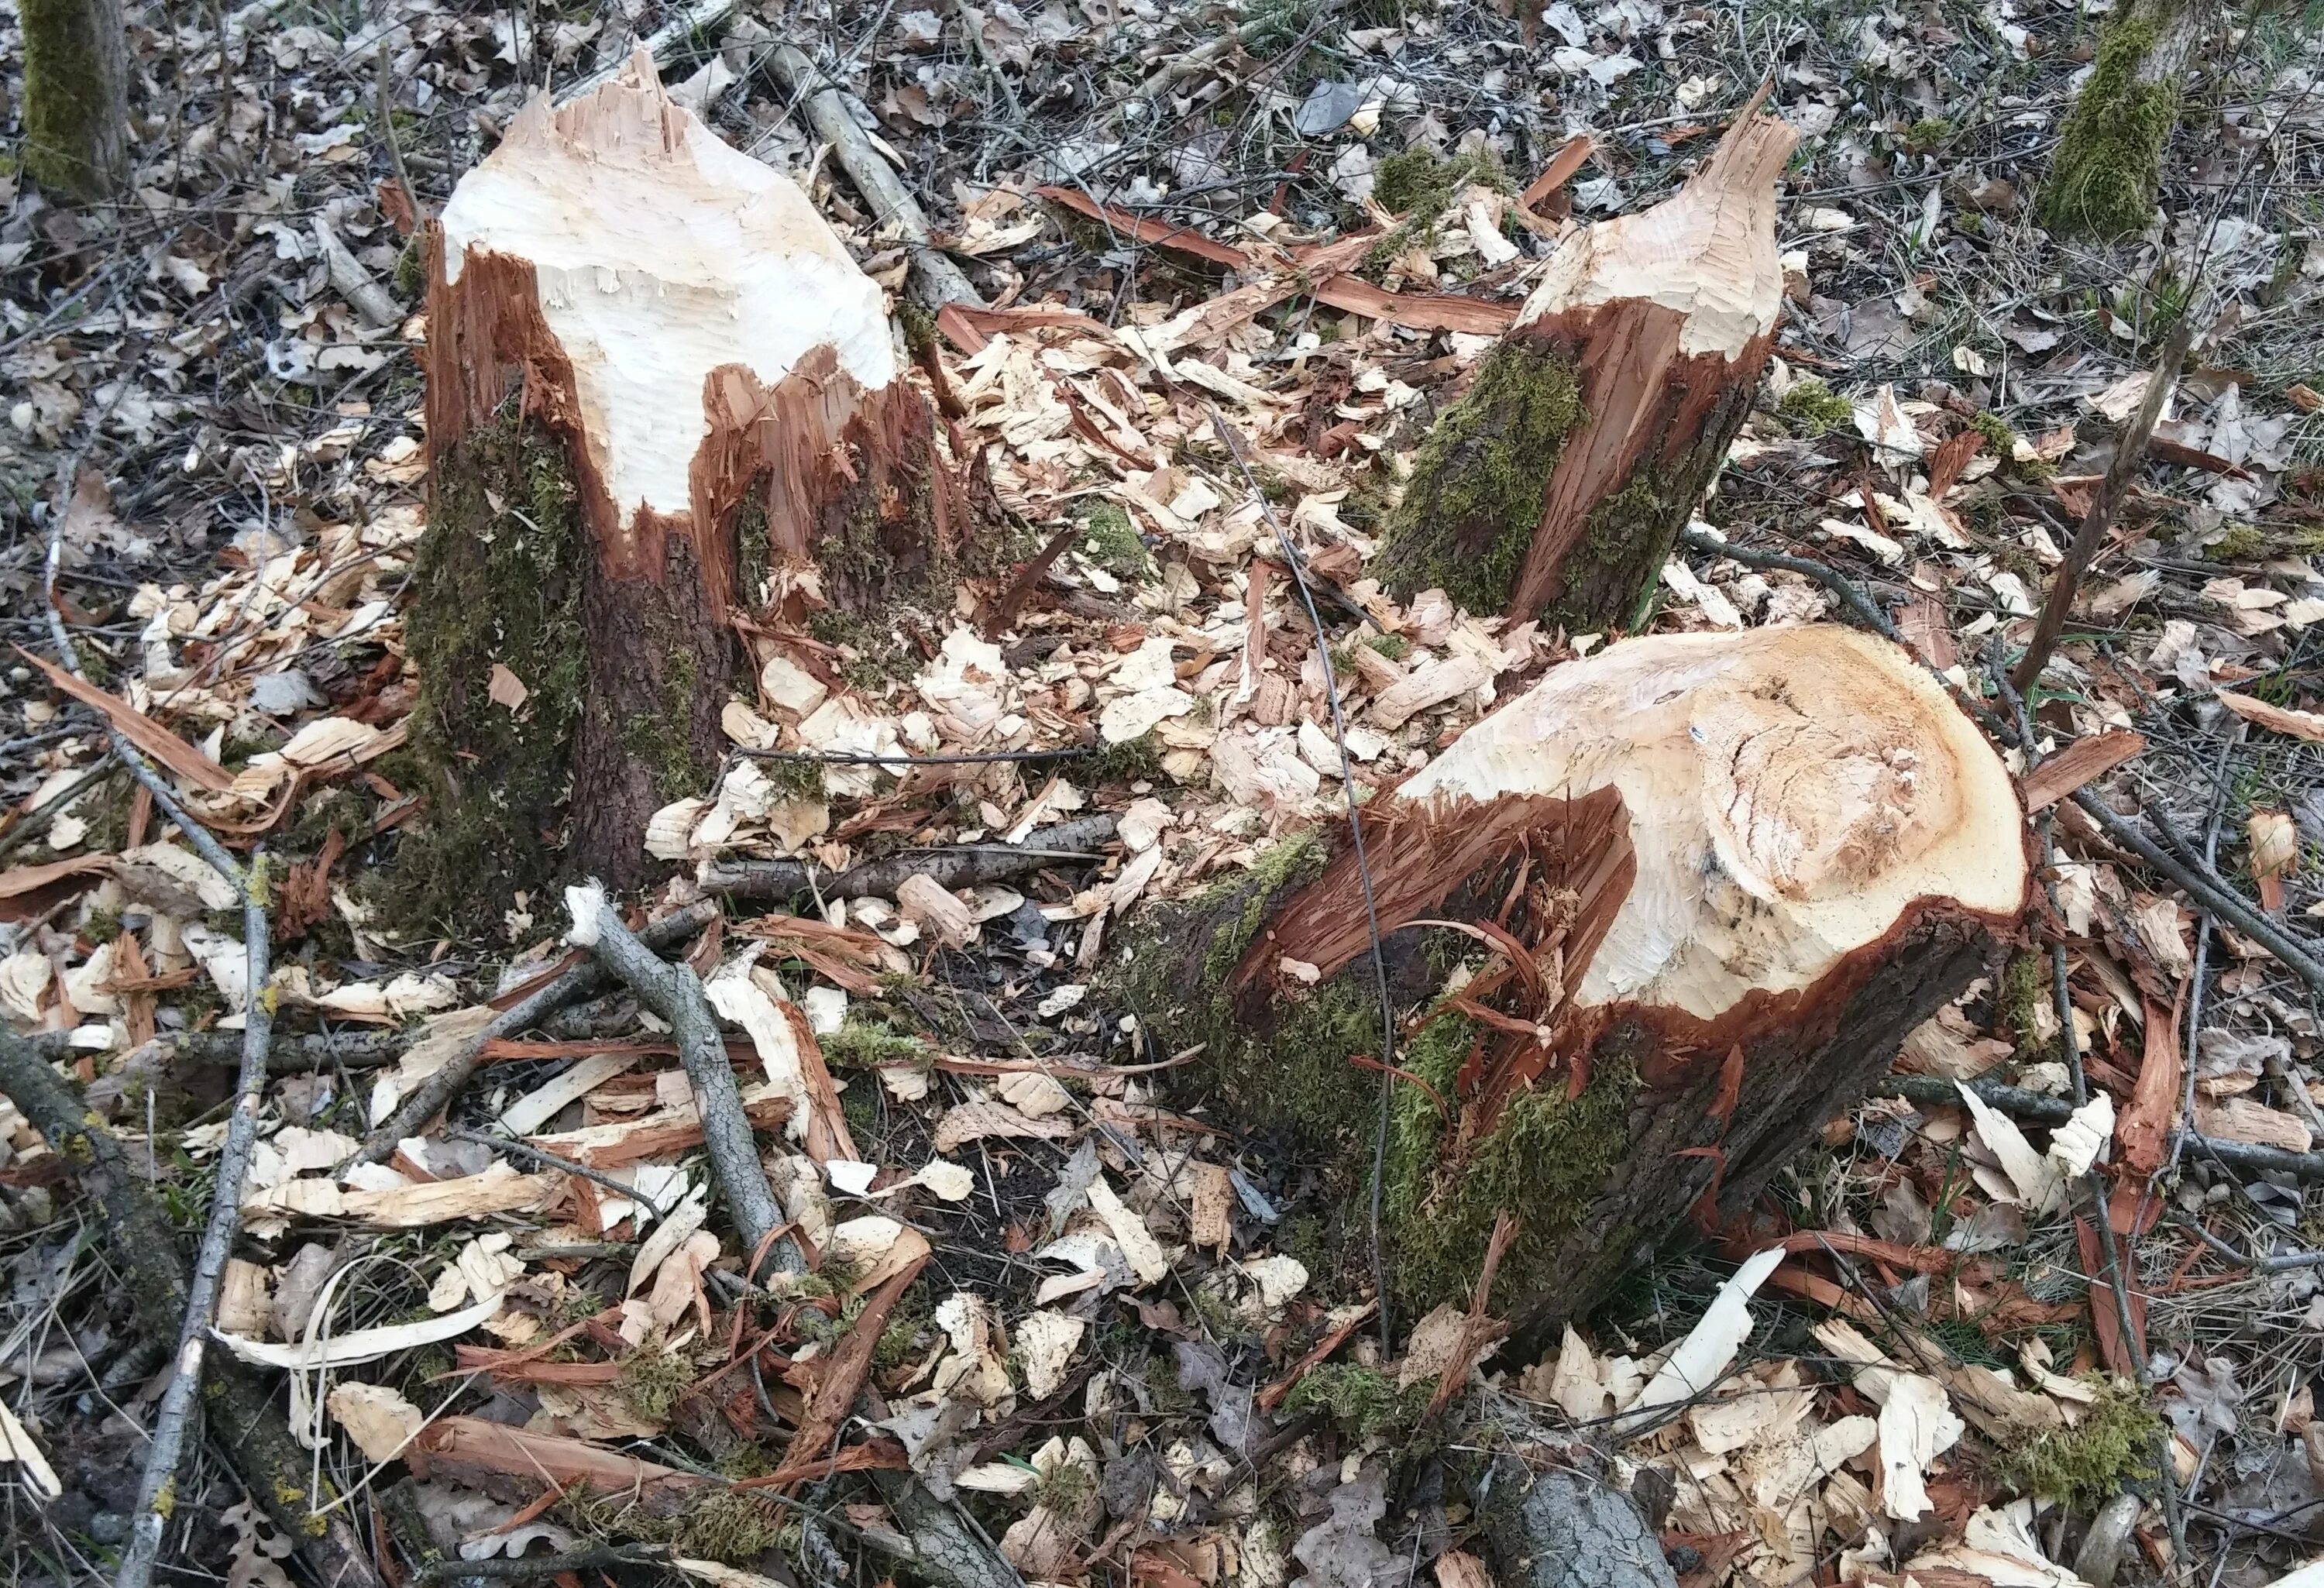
(1147, 624), (2027, 1338)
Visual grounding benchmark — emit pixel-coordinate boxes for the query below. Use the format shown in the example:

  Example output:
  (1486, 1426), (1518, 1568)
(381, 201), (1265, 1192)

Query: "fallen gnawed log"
(403, 53), (1001, 899)
(1374, 92), (1797, 634)
(1118, 624), (2027, 1339)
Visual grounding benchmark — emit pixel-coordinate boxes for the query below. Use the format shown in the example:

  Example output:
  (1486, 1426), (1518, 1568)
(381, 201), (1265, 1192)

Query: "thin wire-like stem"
(1206, 405), (1401, 1349)
(41, 451), (275, 1588)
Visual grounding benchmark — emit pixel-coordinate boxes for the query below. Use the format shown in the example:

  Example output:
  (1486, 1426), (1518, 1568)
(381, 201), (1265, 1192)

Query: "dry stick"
(1997, 657), (2190, 1566)
(42, 461), (278, 1588)
(2068, 787), (2324, 998)
(558, 887), (1023, 1588)
(347, 897), (721, 1166)
(703, 814), (1118, 901)
(2012, 312), (2200, 694)
(1879, 1076), (2324, 1183)
(562, 885), (791, 1273)
(764, 41), (982, 311)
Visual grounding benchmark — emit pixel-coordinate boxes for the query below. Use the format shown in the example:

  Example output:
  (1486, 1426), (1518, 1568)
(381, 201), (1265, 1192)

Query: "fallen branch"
(2013, 313), (2199, 692)
(558, 889), (1022, 1588)
(703, 815), (1118, 901)
(764, 42), (982, 310)
(0, 1039), (380, 1588)
(565, 885), (792, 1273)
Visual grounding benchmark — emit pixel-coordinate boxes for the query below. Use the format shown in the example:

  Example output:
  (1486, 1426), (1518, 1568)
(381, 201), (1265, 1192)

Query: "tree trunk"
(1119, 624), (2026, 1344)
(2041, 0), (2195, 238)
(1374, 97), (1796, 634)
(406, 53), (993, 902)
(22, 0), (129, 198)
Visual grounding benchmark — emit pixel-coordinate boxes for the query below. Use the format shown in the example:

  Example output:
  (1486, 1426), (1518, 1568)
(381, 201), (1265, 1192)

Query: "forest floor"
(5, 2), (2324, 1586)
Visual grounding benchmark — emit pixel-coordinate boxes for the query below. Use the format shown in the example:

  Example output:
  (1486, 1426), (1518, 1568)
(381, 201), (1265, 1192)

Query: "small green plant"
(1905, 117), (1952, 149)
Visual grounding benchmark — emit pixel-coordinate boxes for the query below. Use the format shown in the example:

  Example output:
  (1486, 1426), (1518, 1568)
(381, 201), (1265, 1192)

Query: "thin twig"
(2013, 312), (2200, 693)
(41, 456), (276, 1588)
(443, 1126), (668, 1215)
(1206, 404), (1400, 1350)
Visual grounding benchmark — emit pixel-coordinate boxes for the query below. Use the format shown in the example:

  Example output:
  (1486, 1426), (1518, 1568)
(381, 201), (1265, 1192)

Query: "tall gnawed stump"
(1124, 626), (2027, 1339)
(408, 53), (988, 898)
(1377, 99), (1797, 633)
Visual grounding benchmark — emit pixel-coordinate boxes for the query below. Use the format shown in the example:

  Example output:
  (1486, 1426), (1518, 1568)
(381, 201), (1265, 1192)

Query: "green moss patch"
(1375, 342), (1585, 616)
(388, 416), (586, 930)
(1383, 1014), (1641, 1311)
(1285, 1363), (1431, 1442)
(2042, 17), (2176, 239)
(1373, 146), (1512, 220)
(1081, 502), (1151, 579)
(1777, 378), (1853, 438)
(1995, 1381), (2161, 1507)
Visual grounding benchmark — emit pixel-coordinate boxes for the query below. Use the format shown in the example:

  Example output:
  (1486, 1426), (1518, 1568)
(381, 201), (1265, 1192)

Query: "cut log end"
(1377, 104), (1800, 634)
(1122, 625), (2027, 1335)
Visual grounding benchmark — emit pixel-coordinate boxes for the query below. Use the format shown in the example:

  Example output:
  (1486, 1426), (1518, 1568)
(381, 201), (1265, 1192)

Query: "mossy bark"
(1376, 323), (1767, 635)
(21, 0), (129, 198)
(1373, 342), (1586, 620)
(1117, 834), (2000, 1348)
(402, 414), (736, 910)
(2041, 0), (2195, 238)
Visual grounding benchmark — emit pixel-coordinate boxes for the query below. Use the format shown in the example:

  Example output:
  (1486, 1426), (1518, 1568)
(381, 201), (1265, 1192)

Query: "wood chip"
(2020, 730), (2146, 812)
(2217, 689), (2324, 743)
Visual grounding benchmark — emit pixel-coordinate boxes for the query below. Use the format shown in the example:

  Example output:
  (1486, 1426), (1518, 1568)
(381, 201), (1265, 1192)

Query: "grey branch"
(703, 815), (1118, 901)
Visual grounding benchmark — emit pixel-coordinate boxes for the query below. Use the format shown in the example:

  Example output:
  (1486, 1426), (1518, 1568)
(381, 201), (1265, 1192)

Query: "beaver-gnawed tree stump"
(1119, 624), (2027, 1342)
(1374, 94), (1797, 634)
(402, 53), (995, 902)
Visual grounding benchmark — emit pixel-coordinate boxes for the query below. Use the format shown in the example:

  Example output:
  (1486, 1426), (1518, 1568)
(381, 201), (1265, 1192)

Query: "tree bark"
(407, 52), (995, 899)
(1116, 624), (2027, 1344)
(22, 0), (129, 198)
(1374, 95), (1796, 634)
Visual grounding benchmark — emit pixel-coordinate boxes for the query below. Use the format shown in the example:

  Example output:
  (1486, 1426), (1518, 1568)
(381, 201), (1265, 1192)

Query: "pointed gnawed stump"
(404, 53), (992, 899)
(1377, 97), (1797, 634)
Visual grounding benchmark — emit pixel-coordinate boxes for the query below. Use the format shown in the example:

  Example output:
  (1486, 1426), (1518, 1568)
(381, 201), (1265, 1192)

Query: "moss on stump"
(1374, 342), (1585, 618)
(394, 416), (589, 929)
(2043, 15), (2178, 238)
(1112, 839), (1643, 1320)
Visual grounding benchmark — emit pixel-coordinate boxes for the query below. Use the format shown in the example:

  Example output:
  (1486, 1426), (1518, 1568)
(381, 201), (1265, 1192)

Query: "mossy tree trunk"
(1376, 98), (1797, 634)
(22, 0), (129, 198)
(1117, 627), (2027, 1346)
(406, 56), (992, 902)
(2041, 0), (2199, 238)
